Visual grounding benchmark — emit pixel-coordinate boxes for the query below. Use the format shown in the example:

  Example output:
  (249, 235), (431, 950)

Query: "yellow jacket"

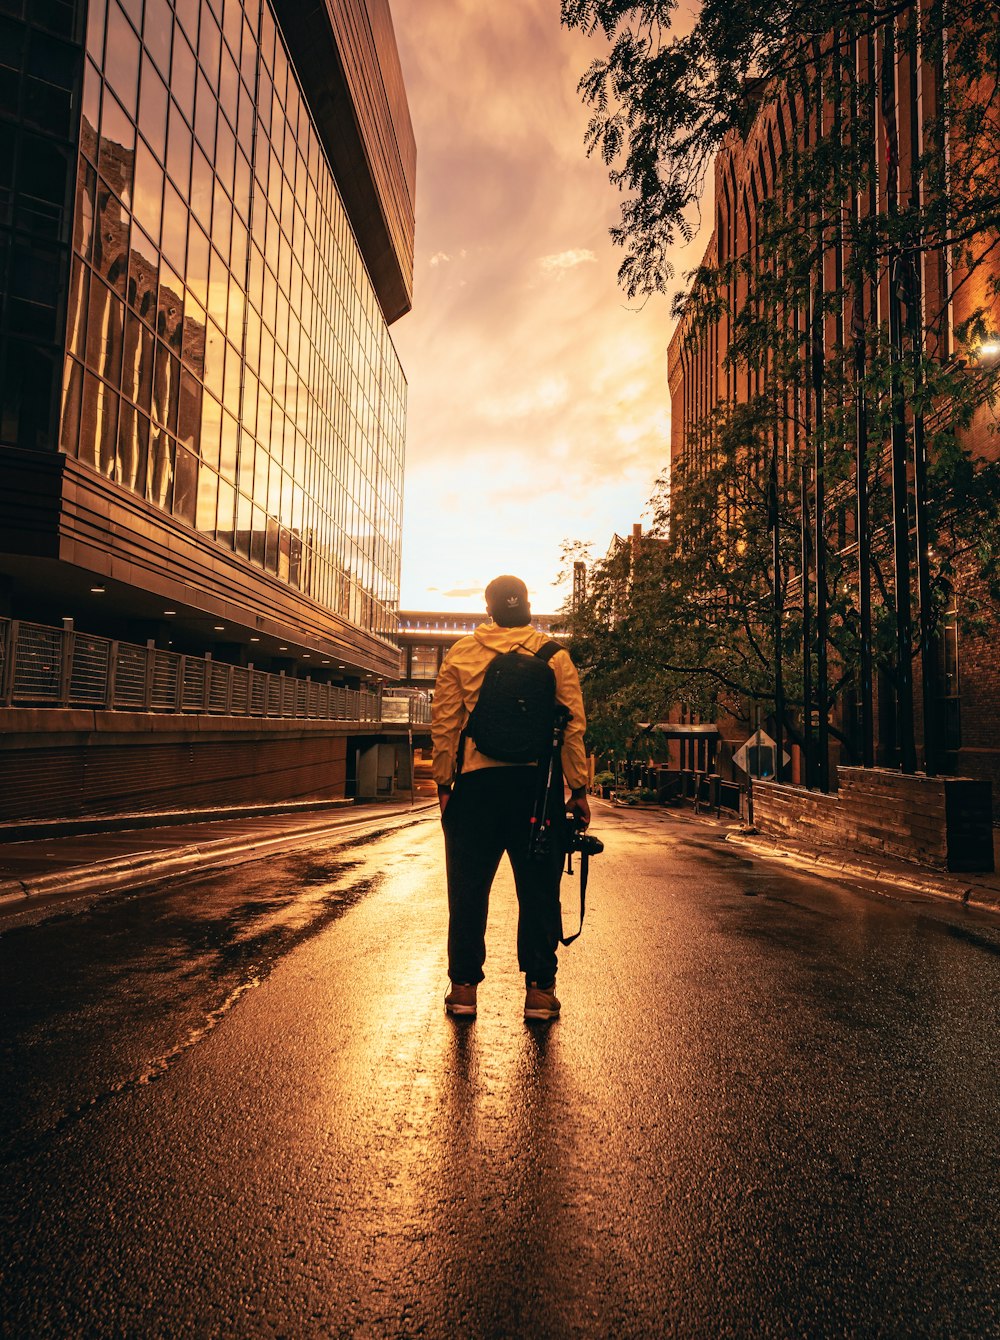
(431, 622), (588, 789)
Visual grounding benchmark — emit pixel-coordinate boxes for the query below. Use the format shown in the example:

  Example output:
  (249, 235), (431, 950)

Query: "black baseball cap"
(485, 575), (531, 626)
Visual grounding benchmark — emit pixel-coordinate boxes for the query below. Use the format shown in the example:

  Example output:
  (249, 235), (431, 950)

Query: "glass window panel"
(233, 149), (251, 224)
(87, 0), (107, 62)
(240, 18), (256, 88)
(206, 247), (228, 328)
(81, 60), (101, 162)
(216, 477), (235, 548)
(214, 117), (235, 195)
(261, 265), (276, 337)
(117, 402), (148, 494)
(173, 445), (197, 523)
(152, 343), (180, 431)
(244, 303), (260, 372)
(226, 282), (244, 349)
(131, 137), (162, 244)
(60, 356), (85, 455)
(250, 192), (266, 253)
(93, 176), (129, 294)
(237, 430), (254, 491)
(200, 390), (221, 467)
(219, 410), (238, 481)
(178, 216), (207, 306)
(177, 366), (202, 450)
(264, 516), (278, 573)
(166, 100), (192, 196)
(194, 71), (216, 158)
(222, 0), (241, 56)
(138, 59), (168, 162)
(175, 0), (199, 46)
(118, 0), (141, 29)
(157, 266), (184, 351)
(182, 296), (206, 376)
(277, 526), (291, 582)
(223, 339), (240, 415)
(67, 256), (89, 359)
(104, 3), (140, 118)
(272, 42), (287, 105)
(74, 159), (97, 261)
(143, 0), (172, 76)
(204, 320), (224, 398)
(122, 310), (153, 409)
(80, 369), (118, 473)
(190, 143), (213, 228)
(171, 33), (197, 122)
(212, 177), (231, 261)
(86, 278), (124, 385)
(250, 506), (266, 565)
(259, 4), (274, 72)
(236, 83), (253, 160)
(235, 491), (252, 557)
(252, 441), (268, 500)
(219, 47), (238, 131)
(160, 181), (187, 269)
(146, 425), (172, 506)
(259, 327), (274, 391)
(128, 226), (159, 324)
(199, 10), (221, 87)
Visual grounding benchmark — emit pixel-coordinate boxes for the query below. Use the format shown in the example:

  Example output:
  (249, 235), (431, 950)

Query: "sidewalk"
(606, 798), (1000, 913)
(724, 823), (1000, 913)
(0, 798), (438, 915)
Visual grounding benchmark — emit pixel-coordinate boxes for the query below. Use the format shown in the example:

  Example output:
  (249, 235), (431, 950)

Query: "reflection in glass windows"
(59, 0), (406, 645)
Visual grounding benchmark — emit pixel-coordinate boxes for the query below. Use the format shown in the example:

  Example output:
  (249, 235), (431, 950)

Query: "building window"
(410, 645), (438, 680)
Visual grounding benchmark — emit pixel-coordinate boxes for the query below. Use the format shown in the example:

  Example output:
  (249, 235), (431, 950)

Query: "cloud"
(390, 0), (692, 614)
(538, 248), (598, 275)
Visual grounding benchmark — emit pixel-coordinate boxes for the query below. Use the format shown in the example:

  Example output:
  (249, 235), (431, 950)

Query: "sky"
(387, 1), (706, 616)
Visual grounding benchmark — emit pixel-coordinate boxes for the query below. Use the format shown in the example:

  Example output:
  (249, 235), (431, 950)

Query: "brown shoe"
(444, 982), (477, 1016)
(524, 983), (560, 1020)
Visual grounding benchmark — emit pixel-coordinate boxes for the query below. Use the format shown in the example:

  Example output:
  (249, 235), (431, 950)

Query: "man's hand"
(567, 787), (591, 828)
(438, 785), (451, 817)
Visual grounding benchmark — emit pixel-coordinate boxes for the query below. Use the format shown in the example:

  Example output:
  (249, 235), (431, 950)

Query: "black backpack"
(466, 641), (563, 764)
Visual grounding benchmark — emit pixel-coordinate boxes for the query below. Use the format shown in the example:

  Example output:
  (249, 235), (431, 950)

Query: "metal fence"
(0, 618), (431, 726)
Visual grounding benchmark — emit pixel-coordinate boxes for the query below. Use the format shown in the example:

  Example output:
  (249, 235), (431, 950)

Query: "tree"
(562, 0), (1000, 778)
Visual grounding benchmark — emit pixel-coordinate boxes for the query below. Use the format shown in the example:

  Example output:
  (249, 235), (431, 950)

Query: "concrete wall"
(0, 710), (350, 820)
(753, 767), (994, 874)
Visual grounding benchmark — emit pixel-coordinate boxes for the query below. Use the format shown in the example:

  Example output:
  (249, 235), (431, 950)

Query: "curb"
(0, 804), (438, 909)
(725, 831), (1000, 913)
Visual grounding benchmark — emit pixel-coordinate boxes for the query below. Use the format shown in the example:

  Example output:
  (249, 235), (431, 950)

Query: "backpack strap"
(535, 640), (562, 664)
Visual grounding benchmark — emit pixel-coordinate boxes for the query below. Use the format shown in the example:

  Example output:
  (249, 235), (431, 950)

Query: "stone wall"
(753, 767), (994, 873)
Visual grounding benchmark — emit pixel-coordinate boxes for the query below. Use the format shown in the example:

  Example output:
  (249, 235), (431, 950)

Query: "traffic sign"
(732, 729), (790, 779)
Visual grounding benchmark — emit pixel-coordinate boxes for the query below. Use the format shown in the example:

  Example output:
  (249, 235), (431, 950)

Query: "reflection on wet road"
(1, 805), (998, 1337)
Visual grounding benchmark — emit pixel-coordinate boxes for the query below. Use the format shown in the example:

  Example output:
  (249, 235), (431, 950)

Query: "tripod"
(527, 703), (570, 861)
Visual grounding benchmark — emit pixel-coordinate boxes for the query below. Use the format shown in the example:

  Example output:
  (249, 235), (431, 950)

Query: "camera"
(565, 818), (604, 858)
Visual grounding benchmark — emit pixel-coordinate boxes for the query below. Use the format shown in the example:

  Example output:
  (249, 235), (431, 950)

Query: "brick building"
(666, 13), (1000, 812)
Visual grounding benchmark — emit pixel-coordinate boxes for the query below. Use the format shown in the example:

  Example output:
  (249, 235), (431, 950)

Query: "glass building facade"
(0, 0), (413, 676)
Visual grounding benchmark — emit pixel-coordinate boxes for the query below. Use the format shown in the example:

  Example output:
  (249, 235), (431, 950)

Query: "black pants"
(443, 766), (564, 987)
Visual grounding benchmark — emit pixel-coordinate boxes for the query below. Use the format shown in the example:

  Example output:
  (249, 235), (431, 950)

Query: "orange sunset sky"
(388, 1), (707, 616)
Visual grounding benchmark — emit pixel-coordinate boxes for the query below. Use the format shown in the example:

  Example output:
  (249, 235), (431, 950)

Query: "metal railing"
(0, 618), (431, 726)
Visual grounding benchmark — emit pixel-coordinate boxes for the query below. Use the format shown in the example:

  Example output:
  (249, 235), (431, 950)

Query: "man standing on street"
(431, 575), (590, 1021)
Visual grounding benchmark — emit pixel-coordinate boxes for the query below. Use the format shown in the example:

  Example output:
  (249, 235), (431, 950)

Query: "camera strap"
(560, 844), (588, 946)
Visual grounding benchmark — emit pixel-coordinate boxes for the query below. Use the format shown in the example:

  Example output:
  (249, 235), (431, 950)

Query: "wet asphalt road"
(0, 803), (998, 1339)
